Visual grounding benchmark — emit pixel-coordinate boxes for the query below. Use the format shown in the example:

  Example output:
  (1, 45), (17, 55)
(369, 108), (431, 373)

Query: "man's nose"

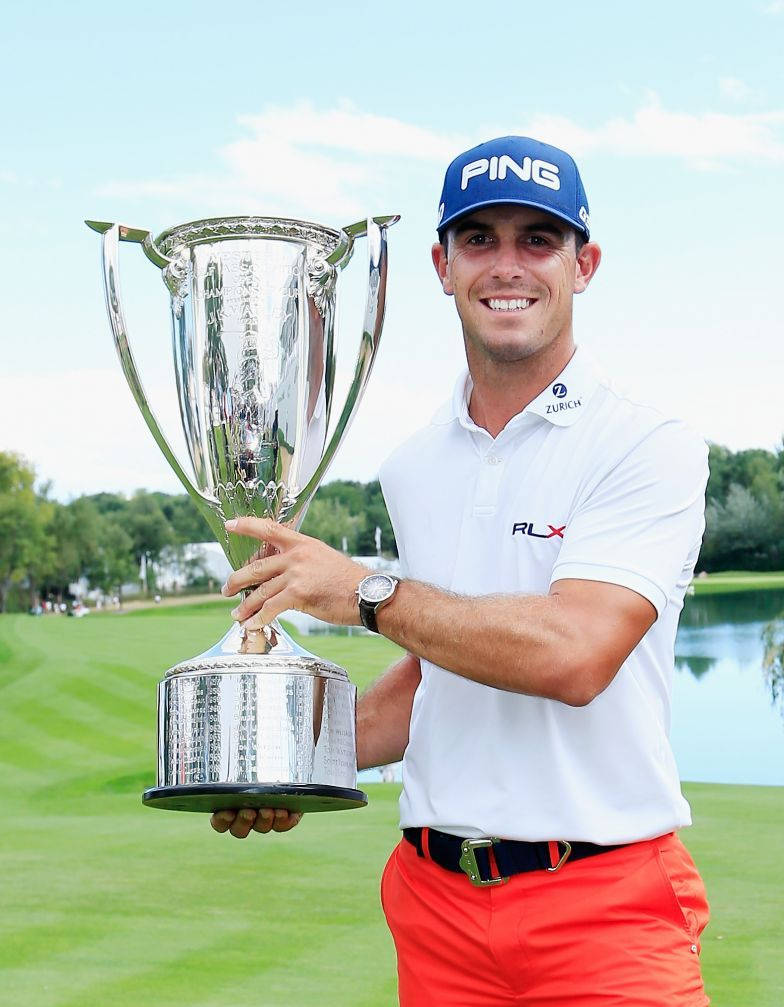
(490, 242), (524, 280)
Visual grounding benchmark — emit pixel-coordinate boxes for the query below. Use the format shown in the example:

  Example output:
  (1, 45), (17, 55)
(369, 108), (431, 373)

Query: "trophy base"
(142, 783), (368, 814)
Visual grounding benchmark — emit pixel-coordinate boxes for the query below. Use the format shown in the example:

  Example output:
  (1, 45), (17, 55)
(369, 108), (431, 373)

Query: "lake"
(359, 589), (784, 787)
(672, 588), (784, 786)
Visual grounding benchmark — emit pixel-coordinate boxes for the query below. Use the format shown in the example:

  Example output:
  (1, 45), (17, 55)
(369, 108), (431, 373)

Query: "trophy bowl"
(87, 213), (399, 813)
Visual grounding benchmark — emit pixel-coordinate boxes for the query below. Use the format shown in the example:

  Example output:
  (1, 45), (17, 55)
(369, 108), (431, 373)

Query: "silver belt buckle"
(546, 840), (572, 872)
(458, 838), (509, 887)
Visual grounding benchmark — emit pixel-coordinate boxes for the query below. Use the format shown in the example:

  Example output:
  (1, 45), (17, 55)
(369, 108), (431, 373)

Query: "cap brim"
(437, 198), (589, 241)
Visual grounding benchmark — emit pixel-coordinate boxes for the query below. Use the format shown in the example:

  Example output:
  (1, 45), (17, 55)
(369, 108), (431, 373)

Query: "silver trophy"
(87, 213), (399, 814)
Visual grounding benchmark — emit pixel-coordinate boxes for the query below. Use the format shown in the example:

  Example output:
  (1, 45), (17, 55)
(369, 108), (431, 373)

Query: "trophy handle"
(297, 215), (399, 511)
(86, 221), (223, 537)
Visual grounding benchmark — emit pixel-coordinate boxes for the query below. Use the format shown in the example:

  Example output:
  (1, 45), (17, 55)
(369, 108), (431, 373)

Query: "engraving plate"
(159, 670), (356, 791)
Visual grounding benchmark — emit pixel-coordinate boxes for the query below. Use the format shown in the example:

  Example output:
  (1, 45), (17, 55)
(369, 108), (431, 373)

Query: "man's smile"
(481, 297), (537, 313)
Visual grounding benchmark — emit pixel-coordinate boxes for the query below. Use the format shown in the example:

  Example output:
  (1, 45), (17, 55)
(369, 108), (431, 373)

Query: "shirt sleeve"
(549, 421), (709, 615)
(379, 460), (410, 579)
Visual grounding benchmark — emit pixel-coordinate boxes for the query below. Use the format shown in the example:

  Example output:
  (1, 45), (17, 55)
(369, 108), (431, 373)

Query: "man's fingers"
(272, 810), (303, 832)
(222, 554), (288, 599)
(212, 807), (303, 836)
(225, 517), (300, 547)
(242, 589), (296, 633)
(229, 575), (288, 622)
(210, 809), (236, 833)
(229, 808), (257, 839)
(250, 809), (302, 833)
(251, 808), (276, 834)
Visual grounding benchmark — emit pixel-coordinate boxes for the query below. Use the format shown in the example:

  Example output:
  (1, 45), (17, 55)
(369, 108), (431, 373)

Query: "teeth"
(487, 298), (532, 311)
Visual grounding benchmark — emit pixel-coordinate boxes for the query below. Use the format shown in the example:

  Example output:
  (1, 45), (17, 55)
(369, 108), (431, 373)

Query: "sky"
(1, 0), (783, 500)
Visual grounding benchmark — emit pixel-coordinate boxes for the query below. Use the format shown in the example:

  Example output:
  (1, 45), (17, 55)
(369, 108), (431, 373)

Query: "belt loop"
(547, 841), (560, 869)
(421, 826), (431, 861)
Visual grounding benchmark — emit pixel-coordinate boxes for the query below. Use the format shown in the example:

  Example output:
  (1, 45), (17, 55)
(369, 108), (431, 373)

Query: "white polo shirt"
(378, 347), (708, 845)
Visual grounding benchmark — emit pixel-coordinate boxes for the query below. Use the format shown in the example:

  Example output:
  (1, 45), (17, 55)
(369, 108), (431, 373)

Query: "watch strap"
(358, 598), (380, 634)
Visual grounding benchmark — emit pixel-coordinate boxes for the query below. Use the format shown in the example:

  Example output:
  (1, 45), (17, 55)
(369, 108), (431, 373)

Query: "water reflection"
(671, 589), (784, 785)
(679, 588), (784, 629)
(674, 655), (716, 679)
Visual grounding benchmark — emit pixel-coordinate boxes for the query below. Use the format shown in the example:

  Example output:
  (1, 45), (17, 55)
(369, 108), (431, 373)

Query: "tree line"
(701, 443), (784, 572)
(0, 451), (395, 612)
(1, 442), (782, 612)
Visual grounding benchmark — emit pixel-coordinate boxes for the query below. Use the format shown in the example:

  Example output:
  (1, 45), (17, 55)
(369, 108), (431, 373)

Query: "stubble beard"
(463, 321), (549, 367)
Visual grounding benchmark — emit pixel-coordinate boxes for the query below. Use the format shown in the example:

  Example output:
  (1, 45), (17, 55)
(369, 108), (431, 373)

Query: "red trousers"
(381, 831), (710, 1006)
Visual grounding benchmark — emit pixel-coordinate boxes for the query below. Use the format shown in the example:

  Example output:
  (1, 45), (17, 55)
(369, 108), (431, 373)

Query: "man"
(212, 136), (711, 1006)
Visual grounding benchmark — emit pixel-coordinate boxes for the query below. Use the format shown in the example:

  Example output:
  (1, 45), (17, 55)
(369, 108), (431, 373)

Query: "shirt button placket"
(473, 451), (505, 516)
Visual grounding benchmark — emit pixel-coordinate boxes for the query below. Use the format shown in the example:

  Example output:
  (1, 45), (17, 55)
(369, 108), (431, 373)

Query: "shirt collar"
(432, 346), (601, 430)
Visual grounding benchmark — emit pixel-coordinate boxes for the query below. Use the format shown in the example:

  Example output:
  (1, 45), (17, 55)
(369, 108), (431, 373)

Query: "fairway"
(1, 604), (782, 1006)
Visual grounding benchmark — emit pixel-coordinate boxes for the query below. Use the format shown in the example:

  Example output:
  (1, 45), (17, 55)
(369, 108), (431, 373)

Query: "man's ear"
(431, 242), (454, 295)
(574, 242), (601, 294)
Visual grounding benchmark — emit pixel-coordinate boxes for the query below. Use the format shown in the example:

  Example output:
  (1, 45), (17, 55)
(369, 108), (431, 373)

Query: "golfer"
(213, 136), (711, 1006)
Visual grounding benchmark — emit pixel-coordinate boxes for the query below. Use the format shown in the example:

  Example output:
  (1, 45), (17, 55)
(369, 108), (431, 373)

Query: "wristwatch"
(356, 573), (399, 633)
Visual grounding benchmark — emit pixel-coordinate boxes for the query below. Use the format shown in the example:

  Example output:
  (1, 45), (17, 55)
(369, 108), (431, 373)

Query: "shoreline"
(16, 572), (784, 619)
(692, 572), (784, 595)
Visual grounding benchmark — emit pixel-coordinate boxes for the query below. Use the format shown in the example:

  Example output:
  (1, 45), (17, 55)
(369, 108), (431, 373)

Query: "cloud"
(0, 170), (61, 188)
(718, 76), (756, 103)
(97, 94), (784, 215)
(517, 92), (784, 168)
(763, 0), (784, 12)
(98, 101), (469, 219)
(0, 357), (454, 499)
(0, 369), (185, 499)
(234, 101), (465, 162)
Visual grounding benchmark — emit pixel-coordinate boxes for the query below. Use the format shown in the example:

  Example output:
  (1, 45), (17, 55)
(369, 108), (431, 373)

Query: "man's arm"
(357, 652), (420, 769)
(222, 518), (656, 708)
(374, 578), (654, 707)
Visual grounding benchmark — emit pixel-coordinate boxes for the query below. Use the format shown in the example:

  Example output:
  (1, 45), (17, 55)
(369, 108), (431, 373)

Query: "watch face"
(360, 574), (396, 604)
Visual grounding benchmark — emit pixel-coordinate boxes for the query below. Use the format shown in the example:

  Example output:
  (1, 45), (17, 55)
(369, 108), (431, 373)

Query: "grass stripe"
(1, 694), (146, 761)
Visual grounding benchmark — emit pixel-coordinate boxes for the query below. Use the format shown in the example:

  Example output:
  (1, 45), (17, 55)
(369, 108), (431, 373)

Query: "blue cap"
(437, 136), (590, 241)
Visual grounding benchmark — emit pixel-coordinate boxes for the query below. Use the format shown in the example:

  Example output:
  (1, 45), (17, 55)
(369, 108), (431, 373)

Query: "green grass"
(693, 571), (784, 595)
(1, 608), (781, 1006)
(685, 783), (783, 1004)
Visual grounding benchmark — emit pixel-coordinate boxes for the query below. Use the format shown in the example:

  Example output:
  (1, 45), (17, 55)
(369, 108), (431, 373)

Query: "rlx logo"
(512, 522), (566, 539)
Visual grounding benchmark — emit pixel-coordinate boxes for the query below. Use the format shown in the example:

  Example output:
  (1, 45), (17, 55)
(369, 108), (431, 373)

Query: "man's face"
(431, 205), (600, 365)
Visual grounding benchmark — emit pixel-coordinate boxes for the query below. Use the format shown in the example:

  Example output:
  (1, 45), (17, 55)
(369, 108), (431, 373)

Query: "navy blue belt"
(403, 827), (623, 887)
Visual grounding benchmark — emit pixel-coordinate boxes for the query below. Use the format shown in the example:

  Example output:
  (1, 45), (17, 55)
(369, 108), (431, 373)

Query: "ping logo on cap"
(461, 155), (561, 192)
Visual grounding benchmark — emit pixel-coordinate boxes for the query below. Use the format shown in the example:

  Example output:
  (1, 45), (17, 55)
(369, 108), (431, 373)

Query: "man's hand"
(222, 517), (367, 628)
(210, 808), (303, 839)
(213, 519), (367, 841)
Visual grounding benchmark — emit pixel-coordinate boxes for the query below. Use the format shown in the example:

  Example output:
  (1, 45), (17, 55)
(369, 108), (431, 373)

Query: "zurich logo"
(552, 383), (567, 398)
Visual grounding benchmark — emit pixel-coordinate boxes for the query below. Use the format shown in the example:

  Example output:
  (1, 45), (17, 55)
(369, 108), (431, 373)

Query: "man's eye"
(466, 233), (490, 245)
(527, 235), (548, 246)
